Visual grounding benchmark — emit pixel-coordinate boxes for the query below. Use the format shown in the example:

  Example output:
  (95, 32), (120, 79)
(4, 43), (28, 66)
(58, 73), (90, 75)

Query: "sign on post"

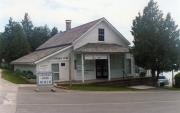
(36, 72), (55, 92)
(37, 72), (53, 86)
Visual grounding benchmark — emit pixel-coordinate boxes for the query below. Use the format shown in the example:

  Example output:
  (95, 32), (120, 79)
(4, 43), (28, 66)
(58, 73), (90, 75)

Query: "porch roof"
(11, 45), (69, 65)
(75, 43), (129, 53)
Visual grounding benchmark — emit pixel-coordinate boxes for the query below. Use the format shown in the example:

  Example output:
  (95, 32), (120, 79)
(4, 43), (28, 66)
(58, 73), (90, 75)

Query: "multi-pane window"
(51, 63), (59, 80)
(98, 28), (104, 41)
(126, 59), (131, 74)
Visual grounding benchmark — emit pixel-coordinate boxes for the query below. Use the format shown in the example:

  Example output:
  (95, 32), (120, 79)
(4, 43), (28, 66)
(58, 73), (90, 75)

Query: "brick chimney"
(65, 20), (71, 31)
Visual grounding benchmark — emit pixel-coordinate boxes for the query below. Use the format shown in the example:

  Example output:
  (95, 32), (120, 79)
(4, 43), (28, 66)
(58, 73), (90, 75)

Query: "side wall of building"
(36, 47), (73, 81)
(14, 64), (36, 75)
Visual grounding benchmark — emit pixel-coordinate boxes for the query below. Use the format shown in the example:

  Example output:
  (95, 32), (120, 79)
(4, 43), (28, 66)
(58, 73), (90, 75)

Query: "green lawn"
(70, 84), (139, 91)
(164, 87), (180, 90)
(1, 69), (30, 84)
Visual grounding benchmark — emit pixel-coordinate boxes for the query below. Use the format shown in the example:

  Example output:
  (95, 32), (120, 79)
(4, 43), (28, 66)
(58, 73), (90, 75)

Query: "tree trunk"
(151, 69), (156, 86)
(155, 69), (160, 87)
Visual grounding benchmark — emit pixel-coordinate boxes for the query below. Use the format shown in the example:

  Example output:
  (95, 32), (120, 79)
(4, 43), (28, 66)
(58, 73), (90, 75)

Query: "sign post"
(36, 72), (56, 92)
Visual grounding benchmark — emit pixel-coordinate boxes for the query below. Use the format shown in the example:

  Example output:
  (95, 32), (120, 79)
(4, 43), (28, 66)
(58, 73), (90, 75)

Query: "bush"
(139, 72), (146, 77)
(175, 73), (180, 88)
(15, 70), (36, 79)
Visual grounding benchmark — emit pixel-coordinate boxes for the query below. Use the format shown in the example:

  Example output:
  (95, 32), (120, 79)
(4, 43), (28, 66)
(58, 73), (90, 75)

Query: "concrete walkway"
(0, 69), (18, 113)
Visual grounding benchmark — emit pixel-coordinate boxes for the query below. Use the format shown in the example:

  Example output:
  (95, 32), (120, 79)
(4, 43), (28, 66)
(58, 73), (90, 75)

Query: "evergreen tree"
(21, 13), (33, 39)
(131, 0), (180, 83)
(0, 33), (3, 64)
(30, 25), (51, 50)
(3, 18), (30, 63)
(50, 27), (58, 37)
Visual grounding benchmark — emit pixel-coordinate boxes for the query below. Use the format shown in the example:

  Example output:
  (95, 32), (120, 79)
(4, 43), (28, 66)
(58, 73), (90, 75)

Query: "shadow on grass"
(1, 69), (30, 84)
(69, 84), (140, 91)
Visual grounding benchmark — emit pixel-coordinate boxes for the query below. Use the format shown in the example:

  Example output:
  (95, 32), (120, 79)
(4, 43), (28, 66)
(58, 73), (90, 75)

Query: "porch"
(73, 43), (134, 83)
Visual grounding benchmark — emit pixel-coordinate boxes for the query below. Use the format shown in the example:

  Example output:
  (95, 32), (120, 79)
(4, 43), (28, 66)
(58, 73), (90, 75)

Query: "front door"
(96, 59), (108, 79)
(51, 63), (59, 81)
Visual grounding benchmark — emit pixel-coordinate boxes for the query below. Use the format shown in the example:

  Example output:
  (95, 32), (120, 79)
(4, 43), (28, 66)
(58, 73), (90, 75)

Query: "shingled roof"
(12, 17), (130, 65)
(37, 18), (102, 50)
(11, 18), (102, 64)
(11, 45), (69, 64)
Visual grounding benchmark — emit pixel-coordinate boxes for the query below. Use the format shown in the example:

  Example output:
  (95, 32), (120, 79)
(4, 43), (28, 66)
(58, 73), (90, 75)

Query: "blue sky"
(0, 0), (180, 44)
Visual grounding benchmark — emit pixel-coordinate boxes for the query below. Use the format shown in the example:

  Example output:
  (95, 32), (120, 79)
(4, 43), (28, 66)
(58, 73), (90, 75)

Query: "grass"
(164, 87), (180, 90)
(70, 84), (139, 91)
(1, 69), (30, 84)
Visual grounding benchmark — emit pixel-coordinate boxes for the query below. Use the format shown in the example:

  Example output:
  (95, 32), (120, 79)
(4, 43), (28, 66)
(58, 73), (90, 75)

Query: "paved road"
(0, 69), (18, 113)
(16, 87), (180, 113)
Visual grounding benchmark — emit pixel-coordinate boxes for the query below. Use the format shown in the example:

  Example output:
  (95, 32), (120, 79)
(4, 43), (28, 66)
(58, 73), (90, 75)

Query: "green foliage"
(30, 25), (51, 50)
(21, 13), (33, 39)
(131, 0), (180, 77)
(2, 18), (30, 63)
(139, 72), (146, 77)
(51, 27), (58, 37)
(175, 73), (180, 88)
(0, 13), (58, 65)
(15, 69), (36, 79)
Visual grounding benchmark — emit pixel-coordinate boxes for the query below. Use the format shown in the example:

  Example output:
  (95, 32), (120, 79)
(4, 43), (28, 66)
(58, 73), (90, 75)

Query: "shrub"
(175, 73), (180, 88)
(139, 72), (146, 77)
(15, 70), (36, 79)
(22, 71), (36, 79)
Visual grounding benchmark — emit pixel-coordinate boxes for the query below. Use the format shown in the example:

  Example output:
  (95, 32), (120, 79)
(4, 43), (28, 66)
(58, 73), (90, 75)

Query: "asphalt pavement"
(1, 68), (180, 113)
(16, 86), (180, 113)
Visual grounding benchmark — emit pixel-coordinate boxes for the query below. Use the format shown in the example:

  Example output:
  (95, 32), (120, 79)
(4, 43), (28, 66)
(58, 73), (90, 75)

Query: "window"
(61, 63), (65, 66)
(51, 63), (59, 80)
(126, 59), (131, 74)
(98, 28), (104, 41)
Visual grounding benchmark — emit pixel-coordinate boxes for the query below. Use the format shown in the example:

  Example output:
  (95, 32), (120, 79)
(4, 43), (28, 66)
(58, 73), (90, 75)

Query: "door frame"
(51, 63), (60, 81)
(95, 59), (108, 79)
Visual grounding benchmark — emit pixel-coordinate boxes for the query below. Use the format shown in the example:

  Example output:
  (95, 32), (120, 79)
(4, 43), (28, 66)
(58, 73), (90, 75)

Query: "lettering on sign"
(85, 54), (108, 60)
(54, 57), (69, 60)
(36, 72), (53, 86)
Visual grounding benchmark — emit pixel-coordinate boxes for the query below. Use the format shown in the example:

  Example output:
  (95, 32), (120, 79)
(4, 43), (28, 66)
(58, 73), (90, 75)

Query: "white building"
(11, 18), (135, 83)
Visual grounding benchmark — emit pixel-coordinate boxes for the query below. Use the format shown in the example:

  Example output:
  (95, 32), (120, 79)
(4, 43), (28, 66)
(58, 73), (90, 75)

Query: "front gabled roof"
(37, 17), (130, 50)
(37, 18), (102, 50)
(12, 17), (130, 65)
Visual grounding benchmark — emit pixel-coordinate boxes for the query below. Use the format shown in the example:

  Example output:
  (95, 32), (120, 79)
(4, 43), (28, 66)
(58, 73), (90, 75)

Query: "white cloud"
(0, 0), (180, 44)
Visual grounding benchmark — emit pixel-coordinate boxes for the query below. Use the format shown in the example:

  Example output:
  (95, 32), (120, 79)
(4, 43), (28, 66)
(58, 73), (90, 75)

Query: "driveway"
(0, 69), (18, 113)
(16, 86), (180, 113)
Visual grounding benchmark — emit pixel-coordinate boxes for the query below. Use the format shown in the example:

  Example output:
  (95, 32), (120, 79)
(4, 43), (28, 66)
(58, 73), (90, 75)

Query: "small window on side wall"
(98, 28), (104, 41)
(61, 63), (65, 66)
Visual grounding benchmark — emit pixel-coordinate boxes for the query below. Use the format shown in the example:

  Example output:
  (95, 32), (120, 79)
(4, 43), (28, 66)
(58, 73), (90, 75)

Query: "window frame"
(98, 28), (105, 41)
(51, 63), (60, 80)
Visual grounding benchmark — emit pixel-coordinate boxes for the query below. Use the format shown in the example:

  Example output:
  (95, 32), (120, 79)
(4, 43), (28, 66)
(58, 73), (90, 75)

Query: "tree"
(21, 13), (33, 39)
(2, 18), (30, 63)
(131, 0), (180, 84)
(30, 25), (51, 50)
(0, 33), (3, 64)
(50, 27), (58, 37)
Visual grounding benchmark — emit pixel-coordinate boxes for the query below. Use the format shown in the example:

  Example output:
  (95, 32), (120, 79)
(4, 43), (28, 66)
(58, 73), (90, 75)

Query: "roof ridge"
(36, 17), (103, 50)
(65, 17), (103, 31)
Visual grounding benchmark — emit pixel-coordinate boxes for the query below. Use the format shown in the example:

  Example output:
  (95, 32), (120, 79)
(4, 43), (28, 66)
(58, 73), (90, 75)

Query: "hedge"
(175, 73), (180, 88)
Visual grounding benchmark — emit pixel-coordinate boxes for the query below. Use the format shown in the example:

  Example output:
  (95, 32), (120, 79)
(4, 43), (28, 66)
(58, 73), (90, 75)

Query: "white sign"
(85, 54), (108, 60)
(37, 72), (53, 86)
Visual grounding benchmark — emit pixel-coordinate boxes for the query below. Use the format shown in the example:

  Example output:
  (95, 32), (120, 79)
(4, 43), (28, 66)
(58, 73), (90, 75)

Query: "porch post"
(81, 53), (85, 83)
(108, 54), (111, 81)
